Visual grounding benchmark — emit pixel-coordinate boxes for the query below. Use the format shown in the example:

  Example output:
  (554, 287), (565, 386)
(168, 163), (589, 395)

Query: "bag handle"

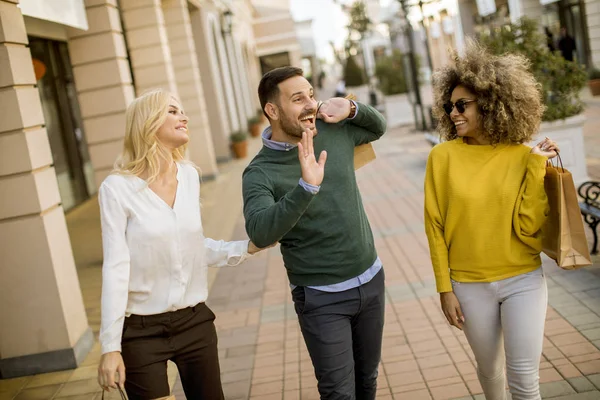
(102, 386), (127, 400)
(546, 151), (564, 172)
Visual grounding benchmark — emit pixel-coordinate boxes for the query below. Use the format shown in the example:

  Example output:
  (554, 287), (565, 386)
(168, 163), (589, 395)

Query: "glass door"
(28, 37), (95, 211)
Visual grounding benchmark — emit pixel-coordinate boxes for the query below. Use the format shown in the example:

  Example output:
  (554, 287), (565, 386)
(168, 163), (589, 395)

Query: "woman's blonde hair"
(114, 89), (188, 183)
(432, 40), (545, 145)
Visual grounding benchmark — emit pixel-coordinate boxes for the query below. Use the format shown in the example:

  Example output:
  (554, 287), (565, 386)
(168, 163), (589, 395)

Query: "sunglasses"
(443, 99), (476, 115)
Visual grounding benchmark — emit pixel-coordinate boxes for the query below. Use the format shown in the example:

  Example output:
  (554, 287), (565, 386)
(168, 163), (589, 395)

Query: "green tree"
(480, 17), (587, 121)
(344, 55), (366, 87)
(347, 1), (371, 39)
(375, 50), (408, 95)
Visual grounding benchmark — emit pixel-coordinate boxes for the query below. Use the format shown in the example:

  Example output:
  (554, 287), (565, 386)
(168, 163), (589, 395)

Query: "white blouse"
(98, 162), (250, 354)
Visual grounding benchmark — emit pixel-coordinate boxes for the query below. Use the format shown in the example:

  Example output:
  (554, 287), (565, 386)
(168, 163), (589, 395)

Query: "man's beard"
(279, 109), (317, 138)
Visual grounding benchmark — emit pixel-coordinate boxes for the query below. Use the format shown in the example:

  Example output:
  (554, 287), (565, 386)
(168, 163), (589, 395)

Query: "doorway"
(28, 37), (95, 211)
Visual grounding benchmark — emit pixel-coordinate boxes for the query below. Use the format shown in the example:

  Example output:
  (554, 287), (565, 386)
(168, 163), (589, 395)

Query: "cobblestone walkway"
(173, 126), (600, 400)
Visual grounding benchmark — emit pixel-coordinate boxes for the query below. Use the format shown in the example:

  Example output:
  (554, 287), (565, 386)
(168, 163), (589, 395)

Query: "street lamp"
(397, 0), (427, 131)
(221, 9), (233, 35)
(416, 0), (435, 75)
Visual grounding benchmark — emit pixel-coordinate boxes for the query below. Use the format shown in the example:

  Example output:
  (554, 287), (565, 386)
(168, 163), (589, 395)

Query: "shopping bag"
(316, 93), (377, 170)
(347, 93), (376, 170)
(542, 154), (592, 269)
(102, 386), (175, 400)
(354, 142), (376, 170)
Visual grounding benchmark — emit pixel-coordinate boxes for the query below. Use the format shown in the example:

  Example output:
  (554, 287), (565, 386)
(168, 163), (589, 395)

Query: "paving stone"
(540, 381), (577, 398)
(553, 304), (594, 318)
(568, 376), (597, 393)
(546, 391), (600, 399)
(222, 379), (251, 399)
(565, 313), (600, 327)
(587, 374), (600, 390)
(581, 328), (600, 341)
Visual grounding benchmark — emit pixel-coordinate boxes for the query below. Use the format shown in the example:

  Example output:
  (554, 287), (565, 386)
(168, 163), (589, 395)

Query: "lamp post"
(397, 0), (427, 131)
(417, 0), (435, 75)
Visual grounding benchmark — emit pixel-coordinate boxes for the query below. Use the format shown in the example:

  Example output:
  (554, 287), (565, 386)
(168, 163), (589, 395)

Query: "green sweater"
(242, 103), (387, 286)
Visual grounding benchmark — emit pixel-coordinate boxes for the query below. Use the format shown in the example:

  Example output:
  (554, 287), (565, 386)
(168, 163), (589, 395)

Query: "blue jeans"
(291, 268), (385, 400)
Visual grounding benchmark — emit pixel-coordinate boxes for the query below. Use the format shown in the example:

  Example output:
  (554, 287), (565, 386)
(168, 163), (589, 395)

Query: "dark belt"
(125, 302), (205, 327)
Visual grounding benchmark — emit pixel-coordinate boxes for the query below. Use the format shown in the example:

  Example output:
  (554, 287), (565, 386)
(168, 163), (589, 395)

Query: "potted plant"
(248, 116), (261, 138)
(588, 68), (600, 97)
(480, 17), (589, 183)
(230, 131), (248, 159)
(374, 49), (414, 128)
(257, 108), (267, 124)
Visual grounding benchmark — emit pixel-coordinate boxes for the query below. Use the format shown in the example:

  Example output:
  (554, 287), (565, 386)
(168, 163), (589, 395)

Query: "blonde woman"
(425, 42), (559, 400)
(96, 89), (267, 399)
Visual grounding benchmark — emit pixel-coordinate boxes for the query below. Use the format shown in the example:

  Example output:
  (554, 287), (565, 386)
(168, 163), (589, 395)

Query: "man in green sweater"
(242, 66), (387, 399)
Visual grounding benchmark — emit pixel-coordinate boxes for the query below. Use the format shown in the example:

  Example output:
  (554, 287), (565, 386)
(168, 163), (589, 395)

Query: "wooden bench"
(578, 181), (600, 254)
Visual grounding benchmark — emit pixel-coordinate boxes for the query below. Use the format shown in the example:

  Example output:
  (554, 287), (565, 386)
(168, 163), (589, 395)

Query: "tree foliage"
(480, 17), (586, 121)
(344, 55), (366, 87)
(375, 50), (408, 95)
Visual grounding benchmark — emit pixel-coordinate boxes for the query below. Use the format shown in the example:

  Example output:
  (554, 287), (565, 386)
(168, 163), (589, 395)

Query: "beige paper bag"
(343, 93), (377, 170)
(354, 143), (376, 170)
(542, 157), (592, 269)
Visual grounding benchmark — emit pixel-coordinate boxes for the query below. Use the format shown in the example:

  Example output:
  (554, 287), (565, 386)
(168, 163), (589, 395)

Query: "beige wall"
(162, 0), (218, 177)
(0, 0), (92, 377)
(233, 0), (261, 116)
(190, 4), (233, 161)
(253, 16), (296, 38)
(66, 0), (135, 187)
(120, 0), (178, 95)
(251, 2), (303, 70)
(586, 0), (600, 66)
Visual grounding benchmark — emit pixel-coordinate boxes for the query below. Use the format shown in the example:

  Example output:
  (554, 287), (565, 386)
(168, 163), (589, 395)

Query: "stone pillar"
(223, 33), (249, 130)
(120, 0), (178, 96)
(210, 14), (242, 133)
(67, 0), (136, 187)
(233, 39), (255, 120)
(585, 0), (600, 66)
(0, 0), (92, 378)
(246, 45), (263, 111)
(189, 6), (232, 162)
(162, 0), (218, 178)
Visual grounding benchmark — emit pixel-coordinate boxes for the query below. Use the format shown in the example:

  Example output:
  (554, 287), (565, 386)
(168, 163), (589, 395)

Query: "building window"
(259, 52), (292, 75)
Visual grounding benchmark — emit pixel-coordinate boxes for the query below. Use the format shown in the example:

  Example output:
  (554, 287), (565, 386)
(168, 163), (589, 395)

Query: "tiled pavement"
(177, 124), (600, 400)
(2, 101), (600, 399)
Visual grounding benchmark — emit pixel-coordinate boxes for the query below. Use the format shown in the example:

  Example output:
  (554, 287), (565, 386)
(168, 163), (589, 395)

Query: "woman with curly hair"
(424, 41), (559, 400)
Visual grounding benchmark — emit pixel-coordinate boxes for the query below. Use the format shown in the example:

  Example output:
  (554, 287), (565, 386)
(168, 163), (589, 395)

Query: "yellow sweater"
(424, 138), (549, 293)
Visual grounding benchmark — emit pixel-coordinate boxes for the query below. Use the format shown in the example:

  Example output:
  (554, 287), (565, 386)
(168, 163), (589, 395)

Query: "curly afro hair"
(432, 40), (545, 145)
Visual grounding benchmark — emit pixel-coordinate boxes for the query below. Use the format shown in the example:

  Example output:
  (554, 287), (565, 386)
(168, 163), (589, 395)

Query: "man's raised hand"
(297, 130), (327, 186)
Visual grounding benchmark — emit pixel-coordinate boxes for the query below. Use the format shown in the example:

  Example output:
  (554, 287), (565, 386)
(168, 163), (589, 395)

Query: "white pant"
(452, 268), (548, 400)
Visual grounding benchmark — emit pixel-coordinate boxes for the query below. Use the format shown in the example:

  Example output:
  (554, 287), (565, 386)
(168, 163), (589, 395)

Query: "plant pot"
(250, 123), (261, 137)
(383, 93), (414, 128)
(588, 79), (600, 97)
(528, 114), (588, 184)
(231, 141), (248, 159)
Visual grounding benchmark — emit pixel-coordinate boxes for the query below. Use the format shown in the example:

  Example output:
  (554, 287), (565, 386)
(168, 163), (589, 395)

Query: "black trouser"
(121, 302), (224, 400)
(291, 268), (385, 400)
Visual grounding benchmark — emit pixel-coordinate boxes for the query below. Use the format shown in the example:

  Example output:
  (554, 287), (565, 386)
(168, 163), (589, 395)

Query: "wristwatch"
(348, 100), (357, 119)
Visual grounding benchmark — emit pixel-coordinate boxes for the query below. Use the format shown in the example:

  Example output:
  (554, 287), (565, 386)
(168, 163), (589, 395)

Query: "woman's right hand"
(98, 351), (125, 391)
(440, 292), (465, 330)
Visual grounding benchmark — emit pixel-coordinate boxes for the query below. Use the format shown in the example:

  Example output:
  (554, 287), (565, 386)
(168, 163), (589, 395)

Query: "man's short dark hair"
(258, 66), (304, 118)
